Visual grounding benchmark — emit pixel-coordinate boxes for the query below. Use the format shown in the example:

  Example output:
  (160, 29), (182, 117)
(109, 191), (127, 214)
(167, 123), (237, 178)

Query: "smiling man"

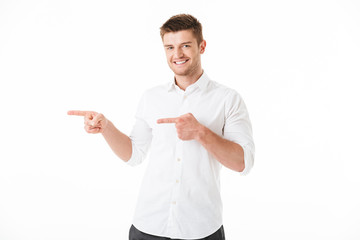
(163, 29), (205, 85)
(68, 14), (254, 240)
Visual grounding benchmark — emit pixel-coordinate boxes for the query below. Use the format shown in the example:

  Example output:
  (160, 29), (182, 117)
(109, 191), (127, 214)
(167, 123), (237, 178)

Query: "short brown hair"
(160, 14), (203, 45)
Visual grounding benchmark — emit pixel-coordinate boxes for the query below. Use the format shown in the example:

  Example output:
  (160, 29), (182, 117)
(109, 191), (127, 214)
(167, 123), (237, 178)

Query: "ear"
(199, 40), (206, 54)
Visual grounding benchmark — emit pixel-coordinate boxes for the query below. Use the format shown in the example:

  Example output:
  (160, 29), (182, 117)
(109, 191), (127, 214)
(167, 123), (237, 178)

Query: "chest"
(144, 91), (226, 139)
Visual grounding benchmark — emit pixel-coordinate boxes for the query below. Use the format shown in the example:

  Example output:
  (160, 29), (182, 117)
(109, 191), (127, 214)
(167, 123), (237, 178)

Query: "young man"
(68, 14), (254, 240)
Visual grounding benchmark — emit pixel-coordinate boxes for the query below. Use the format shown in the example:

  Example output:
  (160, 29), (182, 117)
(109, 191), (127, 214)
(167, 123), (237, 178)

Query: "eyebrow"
(164, 41), (193, 47)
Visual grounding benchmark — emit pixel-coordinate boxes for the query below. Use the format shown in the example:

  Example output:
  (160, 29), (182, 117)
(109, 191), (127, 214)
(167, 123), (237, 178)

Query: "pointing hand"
(157, 113), (203, 141)
(67, 110), (108, 134)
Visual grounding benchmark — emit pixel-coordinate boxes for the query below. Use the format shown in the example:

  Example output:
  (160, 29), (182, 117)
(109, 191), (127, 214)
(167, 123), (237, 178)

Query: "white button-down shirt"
(127, 72), (255, 239)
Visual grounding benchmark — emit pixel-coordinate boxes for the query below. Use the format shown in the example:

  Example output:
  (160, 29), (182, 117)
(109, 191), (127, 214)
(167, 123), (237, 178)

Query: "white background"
(1, 0), (359, 239)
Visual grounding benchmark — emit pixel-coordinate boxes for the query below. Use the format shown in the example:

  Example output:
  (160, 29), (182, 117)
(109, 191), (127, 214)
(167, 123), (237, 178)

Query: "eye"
(167, 46), (174, 50)
(183, 45), (190, 48)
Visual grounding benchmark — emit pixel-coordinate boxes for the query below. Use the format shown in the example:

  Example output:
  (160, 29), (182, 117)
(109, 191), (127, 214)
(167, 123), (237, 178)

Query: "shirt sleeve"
(126, 92), (153, 166)
(223, 89), (255, 175)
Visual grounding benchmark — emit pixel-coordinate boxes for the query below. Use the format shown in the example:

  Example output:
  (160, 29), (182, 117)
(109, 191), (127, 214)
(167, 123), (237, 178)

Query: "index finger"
(157, 117), (178, 124)
(67, 110), (91, 116)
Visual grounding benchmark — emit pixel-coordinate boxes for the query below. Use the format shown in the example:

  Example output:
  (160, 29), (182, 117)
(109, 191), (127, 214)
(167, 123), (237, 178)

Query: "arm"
(67, 110), (132, 162)
(101, 120), (132, 161)
(196, 124), (245, 172)
(157, 113), (245, 172)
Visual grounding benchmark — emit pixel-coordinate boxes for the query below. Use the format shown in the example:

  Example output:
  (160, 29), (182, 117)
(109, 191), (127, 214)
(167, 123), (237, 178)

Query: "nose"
(174, 47), (184, 58)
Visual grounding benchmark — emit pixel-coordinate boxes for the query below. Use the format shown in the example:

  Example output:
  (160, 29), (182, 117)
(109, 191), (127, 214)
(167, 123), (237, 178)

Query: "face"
(162, 30), (206, 77)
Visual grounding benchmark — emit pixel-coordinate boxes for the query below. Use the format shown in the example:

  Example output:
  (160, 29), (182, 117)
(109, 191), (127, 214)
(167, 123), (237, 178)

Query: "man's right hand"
(67, 110), (108, 134)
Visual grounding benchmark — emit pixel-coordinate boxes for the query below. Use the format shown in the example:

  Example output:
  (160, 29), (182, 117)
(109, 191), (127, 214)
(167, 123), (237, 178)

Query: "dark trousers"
(129, 224), (225, 240)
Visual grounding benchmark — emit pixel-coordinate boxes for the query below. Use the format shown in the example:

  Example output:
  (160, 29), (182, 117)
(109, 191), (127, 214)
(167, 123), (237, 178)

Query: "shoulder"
(207, 78), (243, 102)
(140, 82), (171, 98)
(205, 78), (247, 118)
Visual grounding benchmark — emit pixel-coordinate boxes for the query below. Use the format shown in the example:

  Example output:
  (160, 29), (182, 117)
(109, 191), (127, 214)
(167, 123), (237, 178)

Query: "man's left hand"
(157, 113), (204, 141)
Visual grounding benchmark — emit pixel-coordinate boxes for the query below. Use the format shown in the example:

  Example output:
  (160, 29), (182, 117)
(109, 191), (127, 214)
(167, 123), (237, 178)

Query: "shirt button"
(172, 201), (176, 205)
(176, 180), (179, 183)
(177, 158), (181, 162)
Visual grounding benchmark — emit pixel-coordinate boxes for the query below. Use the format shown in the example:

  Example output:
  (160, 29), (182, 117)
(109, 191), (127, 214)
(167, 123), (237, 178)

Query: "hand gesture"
(157, 113), (203, 141)
(67, 110), (108, 134)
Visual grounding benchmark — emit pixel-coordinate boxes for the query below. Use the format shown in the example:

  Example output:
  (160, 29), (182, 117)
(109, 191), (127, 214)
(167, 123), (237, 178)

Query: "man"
(68, 14), (254, 240)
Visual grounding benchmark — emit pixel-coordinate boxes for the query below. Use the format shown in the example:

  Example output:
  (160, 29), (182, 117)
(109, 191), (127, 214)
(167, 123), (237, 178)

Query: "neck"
(175, 68), (204, 91)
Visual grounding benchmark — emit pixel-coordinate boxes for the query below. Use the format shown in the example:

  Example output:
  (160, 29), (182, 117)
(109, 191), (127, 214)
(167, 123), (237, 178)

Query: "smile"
(174, 59), (189, 65)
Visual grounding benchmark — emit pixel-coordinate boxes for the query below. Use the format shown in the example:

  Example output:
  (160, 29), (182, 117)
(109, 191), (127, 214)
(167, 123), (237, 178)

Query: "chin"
(173, 65), (196, 76)
(171, 68), (188, 76)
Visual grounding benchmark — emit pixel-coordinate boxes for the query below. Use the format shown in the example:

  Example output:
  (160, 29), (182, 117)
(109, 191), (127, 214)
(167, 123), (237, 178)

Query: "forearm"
(101, 121), (132, 162)
(196, 125), (245, 172)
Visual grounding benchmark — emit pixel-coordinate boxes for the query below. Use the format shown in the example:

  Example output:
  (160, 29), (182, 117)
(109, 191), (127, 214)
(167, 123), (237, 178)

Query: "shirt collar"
(167, 71), (210, 92)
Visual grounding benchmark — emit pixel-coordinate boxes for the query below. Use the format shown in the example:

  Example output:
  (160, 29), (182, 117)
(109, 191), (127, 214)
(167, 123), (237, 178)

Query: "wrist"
(101, 119), (111, 135)
(195, 124), (209, 143)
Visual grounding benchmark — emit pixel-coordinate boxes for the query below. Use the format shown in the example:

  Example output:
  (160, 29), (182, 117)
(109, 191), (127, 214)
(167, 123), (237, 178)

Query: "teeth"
(175, 60), (186, 64)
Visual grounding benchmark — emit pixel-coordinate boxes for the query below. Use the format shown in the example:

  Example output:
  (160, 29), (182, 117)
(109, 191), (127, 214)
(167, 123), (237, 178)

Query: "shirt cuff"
(126, 140), (142, 167)
(238, 143), (254, 176)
